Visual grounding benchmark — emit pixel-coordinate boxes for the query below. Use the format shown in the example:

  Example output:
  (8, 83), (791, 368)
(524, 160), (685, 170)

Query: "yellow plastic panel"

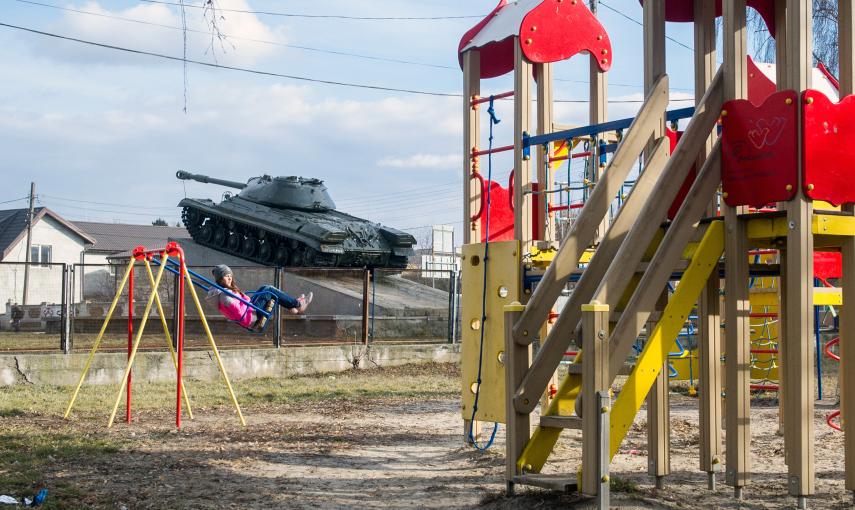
(460, 241), (520, 424)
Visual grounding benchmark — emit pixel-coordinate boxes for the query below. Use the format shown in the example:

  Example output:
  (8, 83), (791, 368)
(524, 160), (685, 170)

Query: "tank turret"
(177, 171), (416, 268)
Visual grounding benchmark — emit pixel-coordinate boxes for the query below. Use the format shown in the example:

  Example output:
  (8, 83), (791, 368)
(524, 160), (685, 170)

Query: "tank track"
(182, 206), (408, 269)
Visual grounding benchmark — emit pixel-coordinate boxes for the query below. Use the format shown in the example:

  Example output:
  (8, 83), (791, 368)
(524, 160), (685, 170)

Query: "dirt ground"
(0, 365), (850, 509)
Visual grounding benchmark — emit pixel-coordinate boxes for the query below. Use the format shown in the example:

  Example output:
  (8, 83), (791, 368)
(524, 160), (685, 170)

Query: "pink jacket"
(207, 289), (255, 328)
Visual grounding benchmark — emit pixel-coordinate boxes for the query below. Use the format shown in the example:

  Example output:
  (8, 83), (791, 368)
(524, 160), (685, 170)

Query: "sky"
(0, 0), (702, 247)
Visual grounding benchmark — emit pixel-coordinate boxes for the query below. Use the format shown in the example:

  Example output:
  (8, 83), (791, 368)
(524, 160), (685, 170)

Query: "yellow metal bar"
(64, 257), (135, 419)
(107, 255), (168, 427)
(747, 212), (855, 240)
(143, 261), (194, 420)
(609, 221), (724, 459)
(183, 258), (246, 427)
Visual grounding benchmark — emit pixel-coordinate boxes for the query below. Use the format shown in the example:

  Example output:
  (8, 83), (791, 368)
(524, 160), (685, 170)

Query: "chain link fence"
(0, 262), (459, 353)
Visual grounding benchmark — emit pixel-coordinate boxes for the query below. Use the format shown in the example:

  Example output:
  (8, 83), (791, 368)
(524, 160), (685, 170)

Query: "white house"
(0, 207), (95, 306)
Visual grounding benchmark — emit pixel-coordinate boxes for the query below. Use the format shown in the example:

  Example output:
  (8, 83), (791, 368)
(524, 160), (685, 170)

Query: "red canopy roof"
(458, 0), (612, 79)
(637, 0), (777, 37)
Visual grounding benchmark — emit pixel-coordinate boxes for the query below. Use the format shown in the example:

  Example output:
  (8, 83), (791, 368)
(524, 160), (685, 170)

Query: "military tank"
(176, 171), (416, 268)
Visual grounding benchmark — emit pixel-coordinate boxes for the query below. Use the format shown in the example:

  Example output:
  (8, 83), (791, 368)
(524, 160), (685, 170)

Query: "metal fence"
(0, 262), (459, 353)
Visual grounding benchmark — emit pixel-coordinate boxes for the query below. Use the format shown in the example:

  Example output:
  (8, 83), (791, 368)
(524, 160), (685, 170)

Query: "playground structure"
(459, 1), (854, 509)
(63, 242), (247, 428)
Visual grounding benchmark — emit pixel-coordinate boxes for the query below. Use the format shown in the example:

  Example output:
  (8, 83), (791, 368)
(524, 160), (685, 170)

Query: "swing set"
(63, 242), (259, 429)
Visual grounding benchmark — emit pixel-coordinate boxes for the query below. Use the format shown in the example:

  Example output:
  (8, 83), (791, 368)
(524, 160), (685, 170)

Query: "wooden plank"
(539, 415), (583, 429)
(722, 0), (750, 495)
(504, 303), (530, 490)
(782, 0), (815, 499)
(535, 62), (553, 243)
(693, 0), (721, 482)
(462, 50), (480, 245)
(647, 290), (670, 487)
(590, 0), (608, 244)
(514, 41), (533, 252)
(511, 75), (670, 346)
(512, 474), (576, 491)
(582, 301), (609, 496)
(513, 138), (669, 413)
(840, 0), (855, 493)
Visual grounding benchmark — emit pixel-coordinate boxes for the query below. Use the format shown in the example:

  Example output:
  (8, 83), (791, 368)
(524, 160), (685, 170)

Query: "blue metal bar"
(524, 106), (696, 148)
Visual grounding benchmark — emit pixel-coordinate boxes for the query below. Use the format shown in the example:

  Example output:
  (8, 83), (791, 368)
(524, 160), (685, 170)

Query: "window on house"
(30, 245), (52, 266)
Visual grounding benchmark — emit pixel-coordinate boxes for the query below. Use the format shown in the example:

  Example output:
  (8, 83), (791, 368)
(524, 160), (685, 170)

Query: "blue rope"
(469, 96), (501, 450)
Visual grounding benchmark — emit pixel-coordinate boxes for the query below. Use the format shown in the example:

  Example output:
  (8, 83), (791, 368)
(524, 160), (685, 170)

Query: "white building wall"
(0, 216), (86, 306)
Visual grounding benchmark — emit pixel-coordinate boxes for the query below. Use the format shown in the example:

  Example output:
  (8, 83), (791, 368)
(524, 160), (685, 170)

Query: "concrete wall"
(0, 343), (460, 387)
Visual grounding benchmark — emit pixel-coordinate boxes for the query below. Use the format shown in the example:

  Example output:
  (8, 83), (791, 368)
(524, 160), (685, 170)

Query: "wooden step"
(539, 415), (583, 429)
(512, 473), (577, 492)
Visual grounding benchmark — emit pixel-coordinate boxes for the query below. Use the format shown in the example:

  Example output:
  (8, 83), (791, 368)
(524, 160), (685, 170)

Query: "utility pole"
(22, 182), (35, 305)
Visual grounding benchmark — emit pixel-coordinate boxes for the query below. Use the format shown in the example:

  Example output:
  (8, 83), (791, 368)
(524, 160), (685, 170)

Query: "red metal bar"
(751, 349), (779, 354)
(748, 207), (778, 213)
(750, 312), (779, 318)
(750, 384), (779, 391)
(472, 144), (514, 158)
(548, 151), (593, 163)
(817, 61), (840, 90)
(564, 351), (579, 357)
(469, 172), (486, 222)
(508, 170), (515, 212)
(748, 249), (779, 255)
(827, 410), (842, 432)
(549, 202), (585, 213)
(176, 250), (186, 429)
(824, 337), (840, 362)
(470, 91), (514, 106)
(126, 265), (134, 424)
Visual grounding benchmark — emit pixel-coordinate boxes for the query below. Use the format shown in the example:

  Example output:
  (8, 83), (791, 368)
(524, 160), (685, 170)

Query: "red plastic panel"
(801, 90), (855, 206)
(814, 251), (843, 280)
(477, 181), (542, 243)
(721, 90), (799, 207)
(457, 1), (514, 79)
(747, 56), (777, 107)
(637, 1), (776, 36)
(520, 0), (612, 72)
(665, 128), (697, 220)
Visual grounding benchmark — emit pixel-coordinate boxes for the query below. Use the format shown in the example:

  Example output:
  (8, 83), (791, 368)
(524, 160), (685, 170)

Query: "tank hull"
(180, 197), (415, 268)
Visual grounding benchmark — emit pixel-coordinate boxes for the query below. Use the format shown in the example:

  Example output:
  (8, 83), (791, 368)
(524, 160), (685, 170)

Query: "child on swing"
(207, 264), (312, 332)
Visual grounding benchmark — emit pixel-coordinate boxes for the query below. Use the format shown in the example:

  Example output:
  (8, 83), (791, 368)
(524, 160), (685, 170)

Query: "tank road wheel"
(184, 208), (201, 226)
(273, 244), (290, 266)
(213, 225), (228, 247)
(198, 222), (214, 243)
(258, 241), (273, 262)
(241, 237), (259, 258)
(289, 248), (306, 267)
(227, 232), (242, 253)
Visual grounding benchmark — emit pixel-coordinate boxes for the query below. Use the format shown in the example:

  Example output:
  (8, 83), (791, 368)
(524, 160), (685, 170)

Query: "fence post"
(60, 264), (70, 353)
(362, 267), (370, 346)
(275, 267), (283, 349)
(447, 269), (456, 344)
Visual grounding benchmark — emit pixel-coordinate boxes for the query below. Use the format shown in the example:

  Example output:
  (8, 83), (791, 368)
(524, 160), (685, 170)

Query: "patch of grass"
(610, 476), (640, 494)
(0, 362), (460, 417)
(0, 428), (124, 508)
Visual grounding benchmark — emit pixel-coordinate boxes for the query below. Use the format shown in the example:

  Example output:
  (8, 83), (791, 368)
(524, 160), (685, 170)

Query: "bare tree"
(748, 1), (839, 75)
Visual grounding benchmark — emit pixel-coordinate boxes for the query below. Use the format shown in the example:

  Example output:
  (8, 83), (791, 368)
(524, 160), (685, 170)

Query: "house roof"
(75, 221), (190, 254)
(0, 207), (96, 261)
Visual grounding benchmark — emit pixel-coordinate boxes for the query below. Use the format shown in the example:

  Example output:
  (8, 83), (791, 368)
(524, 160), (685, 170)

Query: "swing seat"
(230, 291), (278, 334)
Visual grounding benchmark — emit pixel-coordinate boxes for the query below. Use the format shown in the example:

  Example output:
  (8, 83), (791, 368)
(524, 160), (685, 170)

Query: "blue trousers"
(253, 285), (300, 309)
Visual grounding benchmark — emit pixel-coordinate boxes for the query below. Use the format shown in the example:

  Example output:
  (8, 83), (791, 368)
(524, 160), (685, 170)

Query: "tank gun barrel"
(176, 170), (247, 190)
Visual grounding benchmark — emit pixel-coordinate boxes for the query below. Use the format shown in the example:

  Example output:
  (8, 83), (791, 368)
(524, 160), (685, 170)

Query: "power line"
(41, 194), (178, 210)
(598, 1), (694, 51)
(12, 0), (454, 71)
(0, 196), (31, 206)
(0, 22), (695, 103)
(139, 0), (484, 20)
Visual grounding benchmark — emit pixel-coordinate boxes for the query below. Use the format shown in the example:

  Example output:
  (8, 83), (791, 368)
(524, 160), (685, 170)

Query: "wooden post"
(504, 302), (530, 495)
(463, 49), (481, 245)
(513, 39), (533, 256)
(722, 0), (751, 498)
(781, 0), (815, 504)
(840, 0), (855, 499)
(535, 62), (553, 244)
(590, 0), (608, 244)
(695, 0), (723, 490)
(647, 290), (670, 488)
(581, 301), (609, 496)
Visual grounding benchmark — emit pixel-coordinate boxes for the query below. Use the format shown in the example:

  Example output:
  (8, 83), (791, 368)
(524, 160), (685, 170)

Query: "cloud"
(377, 153), (461, 169)
(29, 0), (282, 66)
